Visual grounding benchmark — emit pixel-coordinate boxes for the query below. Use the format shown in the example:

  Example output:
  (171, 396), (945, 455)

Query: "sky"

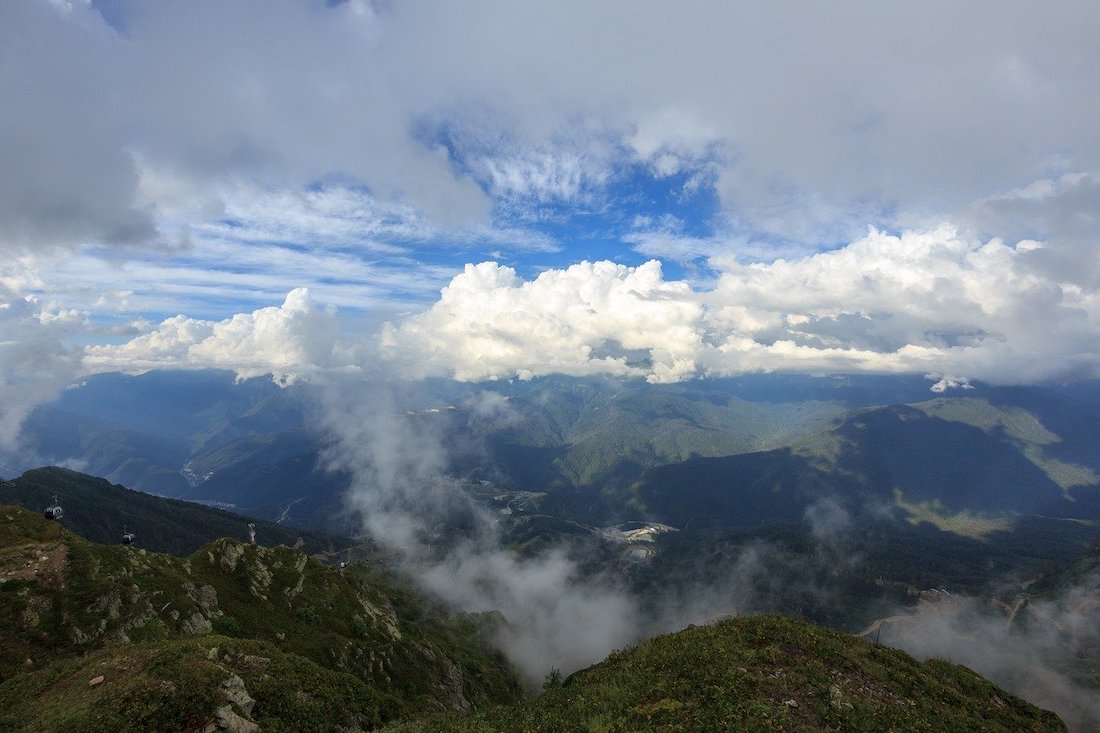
(3, 0), (1100, 439)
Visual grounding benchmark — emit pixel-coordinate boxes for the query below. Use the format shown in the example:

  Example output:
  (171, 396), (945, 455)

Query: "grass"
(0, 505), (522, 729)
(388, 615), (1065, 732)
(892, 490), (1015, 539)
(0, 636), (385, 732)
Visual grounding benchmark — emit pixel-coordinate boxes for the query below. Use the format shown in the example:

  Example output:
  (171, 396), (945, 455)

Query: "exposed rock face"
(207, 540), (274, 600)
(211, 704), (259, 733)
(220, 673), (255, 717)
(192, 670), (261, 733)
(196, 584), (219, 611)
(214, 543), (246, 573)
(439, 656), (473, 713)
(181, 611), (213, 636)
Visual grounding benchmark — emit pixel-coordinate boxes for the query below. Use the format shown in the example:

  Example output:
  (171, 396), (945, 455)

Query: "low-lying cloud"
(315, 378), (640, 683)
(877, 580), (1100, 732)
(0, 287), (83, 449)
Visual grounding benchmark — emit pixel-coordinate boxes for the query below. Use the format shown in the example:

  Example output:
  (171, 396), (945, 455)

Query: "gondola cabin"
(121, 528), (136, 546)
(43, 496), (63, 521)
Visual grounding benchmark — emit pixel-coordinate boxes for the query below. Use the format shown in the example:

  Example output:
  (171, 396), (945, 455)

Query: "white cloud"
(194, 186), (415, 255)
(965, 172), (1100, 288)
(6, 2), (1100, 254)
(927, 374), (974, 393)
(879, 580), (1100, 732)
(483, 150), (608, 207)
(0, 288), (84, 448)
(382, 259), (704, 383)
(85, 288), (356, 384)
(383, 225), (1100, 385)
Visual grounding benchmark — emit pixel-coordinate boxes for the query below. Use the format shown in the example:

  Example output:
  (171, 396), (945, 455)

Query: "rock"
(221, 674), (256, 716)
(22, 608), (39, 629)
(436, 657), (472, 713)
(88, 675), (104, 687)
(213, 703), (259, 733)
(240, 654), (270, 671)
(181, 611), (213, 636)
(196, 584), (219, 611)
(248, 557), (273, 599)
(218, 543), (245, 573)
(784, 699), (798, 708)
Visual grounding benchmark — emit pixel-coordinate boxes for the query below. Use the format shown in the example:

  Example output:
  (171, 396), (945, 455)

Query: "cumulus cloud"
(84, 288), (355, 384)
(382, 226), (1100, 385)
(704, 226), (1100, 383)
(383, 259), (704, 383)
(0, 288), (84, 448)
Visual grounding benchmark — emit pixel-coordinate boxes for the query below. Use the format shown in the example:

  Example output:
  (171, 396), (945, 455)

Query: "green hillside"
(0, 635), (387, 732)
(0, 505), (521, 729)
(0, 467), (348, 557)
(623, 395), (1100, 532)
(390, 615), (1064, 732)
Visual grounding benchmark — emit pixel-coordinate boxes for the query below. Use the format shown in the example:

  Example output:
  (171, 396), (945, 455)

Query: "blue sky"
(2, 0), (1100, 443)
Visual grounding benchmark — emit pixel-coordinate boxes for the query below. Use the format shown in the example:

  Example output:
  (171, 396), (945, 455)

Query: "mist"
(873, 578), (1100, 732)
(313, 377), (641, 684)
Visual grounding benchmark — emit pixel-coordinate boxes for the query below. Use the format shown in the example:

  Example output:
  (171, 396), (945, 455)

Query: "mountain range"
(3, 370), (1099, 728)
(8, 372), (1100, 529)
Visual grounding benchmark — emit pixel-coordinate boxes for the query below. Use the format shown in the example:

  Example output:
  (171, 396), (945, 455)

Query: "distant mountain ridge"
(6, 371), (1099, 534)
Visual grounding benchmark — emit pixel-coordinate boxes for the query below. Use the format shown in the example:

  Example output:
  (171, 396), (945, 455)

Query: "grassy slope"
(391, 615), (1065, 732)
(0, 635), (387, 732)
(0, 506), (521, 730)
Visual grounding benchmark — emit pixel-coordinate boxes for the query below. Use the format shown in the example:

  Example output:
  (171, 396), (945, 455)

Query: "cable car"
(43, 495), (64, 521)
(121, 527), (136, 545)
